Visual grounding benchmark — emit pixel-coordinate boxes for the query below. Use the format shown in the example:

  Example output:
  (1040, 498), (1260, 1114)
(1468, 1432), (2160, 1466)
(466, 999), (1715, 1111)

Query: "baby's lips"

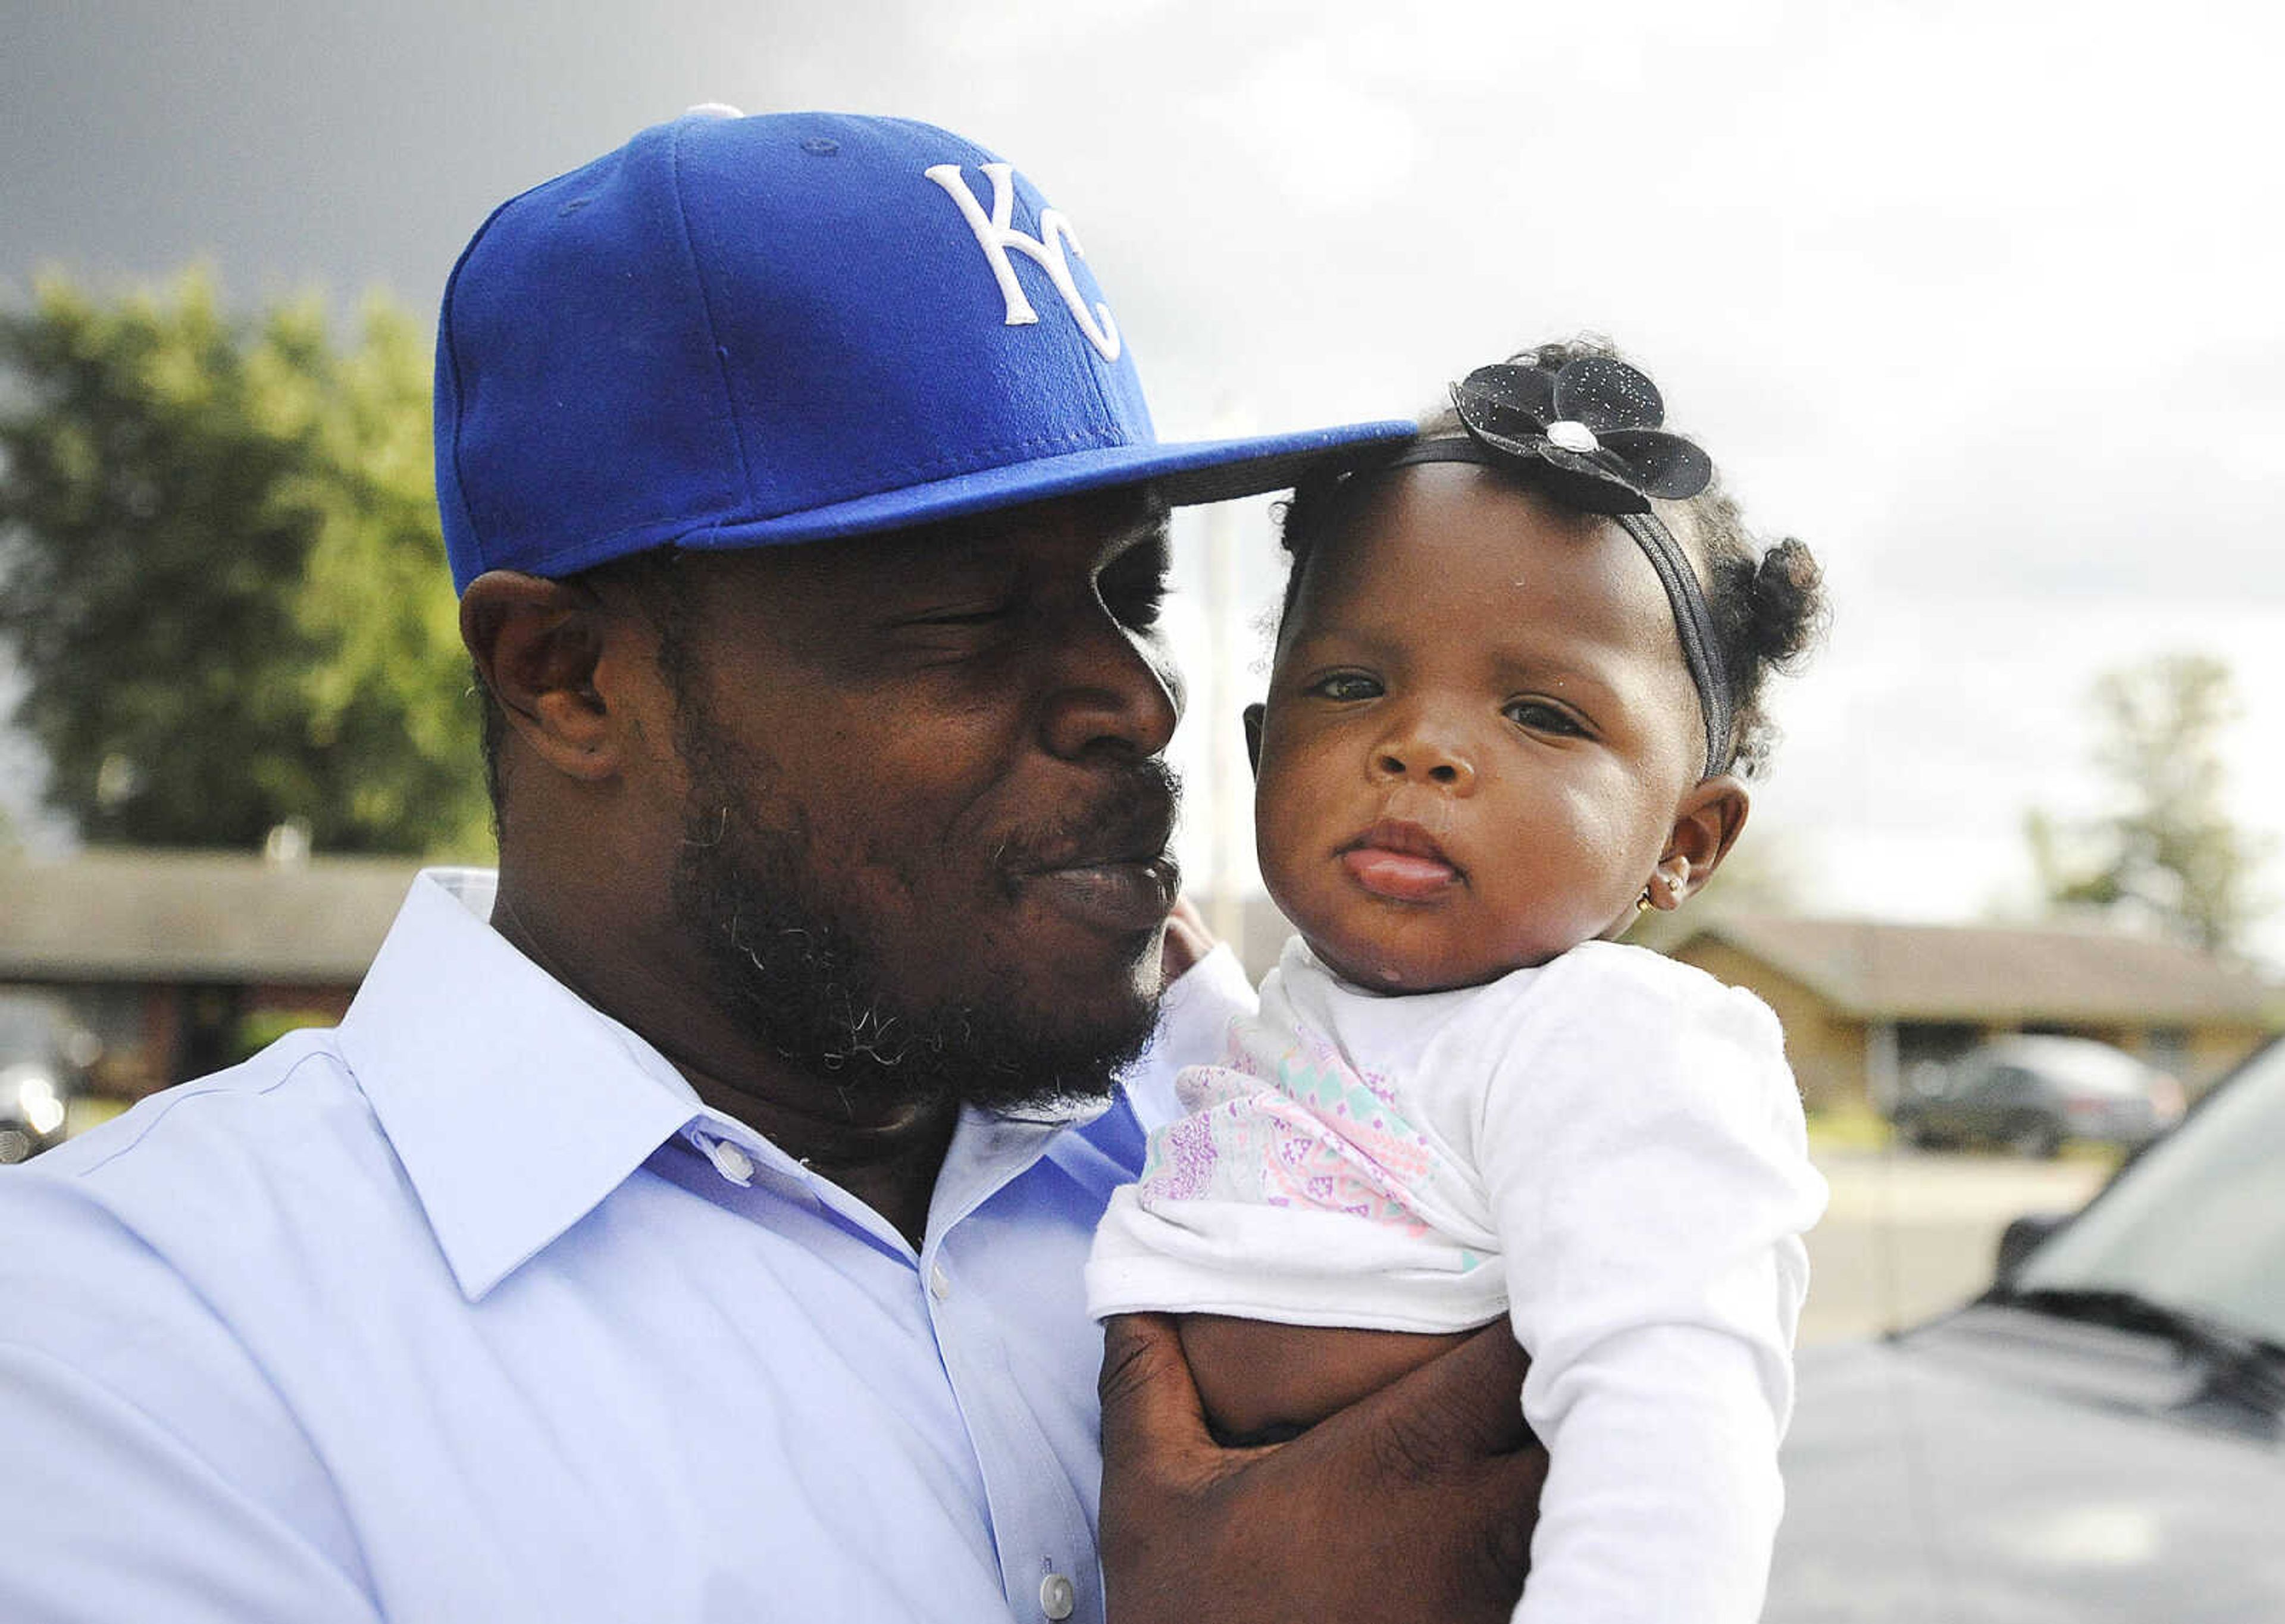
(1345, 815), (1458, 866)
(1340, 846), (1461, 901)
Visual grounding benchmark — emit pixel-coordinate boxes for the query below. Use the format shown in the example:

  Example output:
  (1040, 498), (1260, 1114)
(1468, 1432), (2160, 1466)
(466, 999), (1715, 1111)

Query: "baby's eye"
(1504, 698), (1587, 736)
(1307, 671), (1383, 702)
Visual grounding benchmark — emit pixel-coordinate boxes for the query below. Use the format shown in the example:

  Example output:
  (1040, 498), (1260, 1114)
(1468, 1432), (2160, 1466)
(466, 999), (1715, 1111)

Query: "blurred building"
(1666, 915), (2285, 1113)
(0, 850), (420, 1096)
(11, 855), (2275, 1121)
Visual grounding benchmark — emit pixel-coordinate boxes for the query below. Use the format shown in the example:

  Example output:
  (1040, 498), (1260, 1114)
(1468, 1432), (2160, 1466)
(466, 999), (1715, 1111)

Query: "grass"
(1805, 1101), (1894, 1153)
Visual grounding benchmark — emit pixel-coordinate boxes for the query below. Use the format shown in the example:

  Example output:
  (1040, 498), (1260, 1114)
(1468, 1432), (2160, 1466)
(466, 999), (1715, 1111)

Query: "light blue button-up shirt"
(0, 870), (1239, 1623)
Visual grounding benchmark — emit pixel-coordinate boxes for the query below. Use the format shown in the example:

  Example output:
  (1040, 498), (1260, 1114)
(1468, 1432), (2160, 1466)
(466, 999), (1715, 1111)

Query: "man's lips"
(1021, 853), (1181, 935)
(1339, 819), (1463, 902)
(1004, 791), (1181, 936)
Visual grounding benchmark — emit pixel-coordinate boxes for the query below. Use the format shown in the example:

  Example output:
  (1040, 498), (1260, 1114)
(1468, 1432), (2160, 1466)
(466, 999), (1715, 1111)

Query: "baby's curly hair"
(1276, 337), (1827, 778)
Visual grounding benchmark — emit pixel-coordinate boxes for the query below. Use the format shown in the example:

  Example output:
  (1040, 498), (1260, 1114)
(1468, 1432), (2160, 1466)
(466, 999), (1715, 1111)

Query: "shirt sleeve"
(0, 1345), (385, 1624)
(1461, 945), (1829, 1624)
(0, 1176), (383, 1624)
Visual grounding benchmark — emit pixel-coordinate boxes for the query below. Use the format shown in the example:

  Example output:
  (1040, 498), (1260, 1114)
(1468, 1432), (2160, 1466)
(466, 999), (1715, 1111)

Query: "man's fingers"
(1347, 1318), (1535, 1463)
(1098, 1313), (1213, 1472)
(1099, 1314), (1547, 1624)
(1447, 1444), (1547, 1607)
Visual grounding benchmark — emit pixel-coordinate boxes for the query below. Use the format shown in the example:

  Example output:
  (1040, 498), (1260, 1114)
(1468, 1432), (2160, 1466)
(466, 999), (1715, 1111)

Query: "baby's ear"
(1659, 775), (1751, 904)
(1241, 703), (1266, 778)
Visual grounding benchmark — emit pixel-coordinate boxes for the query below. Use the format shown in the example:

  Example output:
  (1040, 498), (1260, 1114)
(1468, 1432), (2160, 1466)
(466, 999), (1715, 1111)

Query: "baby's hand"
(1159, 894), (1217, 982)
(1099, 1312), (1544, 1624)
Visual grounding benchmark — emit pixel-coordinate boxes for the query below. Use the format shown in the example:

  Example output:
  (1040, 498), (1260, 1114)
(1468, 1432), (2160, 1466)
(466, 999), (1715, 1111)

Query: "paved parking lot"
(1799, 1146), (2112, 1345)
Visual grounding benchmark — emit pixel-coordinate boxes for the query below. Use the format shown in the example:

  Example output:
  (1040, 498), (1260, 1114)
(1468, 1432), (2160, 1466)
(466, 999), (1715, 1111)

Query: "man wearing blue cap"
(0, 110), (1541, 1622)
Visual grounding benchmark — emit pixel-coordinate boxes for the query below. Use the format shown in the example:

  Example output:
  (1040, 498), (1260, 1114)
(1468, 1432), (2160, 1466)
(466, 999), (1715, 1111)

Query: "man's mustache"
(995, 759), (1182, 878)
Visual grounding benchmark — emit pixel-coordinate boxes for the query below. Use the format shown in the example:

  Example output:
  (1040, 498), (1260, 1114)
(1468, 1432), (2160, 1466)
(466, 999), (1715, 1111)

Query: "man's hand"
(1100, 1313), (1545, 1624)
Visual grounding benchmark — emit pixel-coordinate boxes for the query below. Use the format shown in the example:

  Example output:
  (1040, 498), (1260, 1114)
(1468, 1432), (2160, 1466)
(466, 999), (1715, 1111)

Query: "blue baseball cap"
(434, 108), (1417, 592)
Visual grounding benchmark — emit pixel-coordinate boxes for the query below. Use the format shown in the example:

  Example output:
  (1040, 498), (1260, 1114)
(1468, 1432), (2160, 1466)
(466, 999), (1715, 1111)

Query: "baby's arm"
(1118, 929), (1260, 1130)
(1469, 946), (1827, 1624)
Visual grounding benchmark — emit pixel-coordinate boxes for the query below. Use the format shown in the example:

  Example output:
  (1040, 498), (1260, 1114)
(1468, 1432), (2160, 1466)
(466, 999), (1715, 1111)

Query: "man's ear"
(1648, 775), (1751, 910)
(1241, 703), (1266, 778)
(460, 570), (623, 783)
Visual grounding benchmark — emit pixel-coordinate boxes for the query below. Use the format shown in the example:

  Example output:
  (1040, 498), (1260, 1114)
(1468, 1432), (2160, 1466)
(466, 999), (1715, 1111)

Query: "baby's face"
(1254, 464), (1707, 993)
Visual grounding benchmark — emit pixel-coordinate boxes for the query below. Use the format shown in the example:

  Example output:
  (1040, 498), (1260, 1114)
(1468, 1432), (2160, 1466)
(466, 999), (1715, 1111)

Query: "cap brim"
(667, 417), (1420, 553)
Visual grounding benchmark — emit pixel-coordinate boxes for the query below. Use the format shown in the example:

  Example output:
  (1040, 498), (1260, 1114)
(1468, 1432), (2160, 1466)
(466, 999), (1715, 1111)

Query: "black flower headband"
(1383, 356), (1734, 776)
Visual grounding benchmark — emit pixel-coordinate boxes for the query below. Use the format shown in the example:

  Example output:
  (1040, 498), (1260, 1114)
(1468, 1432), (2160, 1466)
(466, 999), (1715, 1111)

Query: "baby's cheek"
(1250, 759), (1326, 883)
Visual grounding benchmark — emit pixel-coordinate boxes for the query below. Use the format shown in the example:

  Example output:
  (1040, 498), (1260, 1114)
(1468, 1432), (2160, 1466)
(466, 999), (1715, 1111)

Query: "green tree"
(2029, 653), (2255, 953)
(0, 270), (487, 855)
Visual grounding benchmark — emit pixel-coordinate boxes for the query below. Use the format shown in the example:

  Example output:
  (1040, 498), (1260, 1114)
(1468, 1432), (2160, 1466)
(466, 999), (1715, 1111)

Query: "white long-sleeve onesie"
(1090, 937), (1829, 1624)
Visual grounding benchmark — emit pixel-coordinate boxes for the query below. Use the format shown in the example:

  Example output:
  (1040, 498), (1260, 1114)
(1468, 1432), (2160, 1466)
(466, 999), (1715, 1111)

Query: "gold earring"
(1638, 870), (1685, 914)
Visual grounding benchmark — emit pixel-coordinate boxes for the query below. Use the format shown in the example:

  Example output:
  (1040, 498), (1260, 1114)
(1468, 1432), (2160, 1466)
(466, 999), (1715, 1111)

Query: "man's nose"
(1040, 613), (1182, 761)
(1368, 716), (1478, 793)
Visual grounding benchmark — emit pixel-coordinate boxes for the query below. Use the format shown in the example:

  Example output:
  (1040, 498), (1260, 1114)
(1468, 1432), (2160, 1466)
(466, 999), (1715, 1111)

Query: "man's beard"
(669, 725), (1176, 1118)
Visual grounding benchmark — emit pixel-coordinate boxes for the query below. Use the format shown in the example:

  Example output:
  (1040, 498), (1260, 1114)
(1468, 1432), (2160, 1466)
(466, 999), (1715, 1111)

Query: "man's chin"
(997, 890), (1171, 1000)
(696, 906), (1165, 1116)
(922, 970), (1163, 1116)
(669, 768), (1168, 1116)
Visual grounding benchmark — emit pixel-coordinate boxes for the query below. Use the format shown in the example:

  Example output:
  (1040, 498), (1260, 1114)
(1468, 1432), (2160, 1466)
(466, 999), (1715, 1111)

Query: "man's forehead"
(837, 487), (1170, 578)
(662, 486), (1169, 618)
(907, 486), (1167, 551)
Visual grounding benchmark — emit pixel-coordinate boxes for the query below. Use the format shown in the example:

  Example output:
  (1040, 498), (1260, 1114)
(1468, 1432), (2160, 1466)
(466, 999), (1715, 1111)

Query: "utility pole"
(1201, 488), (1246, 954)
(1198, 398), (1259, 958)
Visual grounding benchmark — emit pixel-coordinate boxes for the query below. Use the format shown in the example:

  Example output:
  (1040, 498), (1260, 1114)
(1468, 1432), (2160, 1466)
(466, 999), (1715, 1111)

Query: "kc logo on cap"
(925, 162), (1122, 364)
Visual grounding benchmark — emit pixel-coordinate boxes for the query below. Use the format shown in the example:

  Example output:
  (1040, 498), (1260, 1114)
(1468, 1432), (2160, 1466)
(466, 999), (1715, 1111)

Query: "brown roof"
(1673, 914), (2285, 1025)
(0, 850), (424, 983)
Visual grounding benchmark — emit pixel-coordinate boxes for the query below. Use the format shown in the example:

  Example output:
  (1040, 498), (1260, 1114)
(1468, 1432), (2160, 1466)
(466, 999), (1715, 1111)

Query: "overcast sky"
(7, 1), (2285, 952)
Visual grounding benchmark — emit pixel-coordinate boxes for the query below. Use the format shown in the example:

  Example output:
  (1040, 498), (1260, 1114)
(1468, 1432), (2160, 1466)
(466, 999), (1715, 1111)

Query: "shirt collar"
(336, 869), (708, 1301)
(336, 870), (1119, 1297)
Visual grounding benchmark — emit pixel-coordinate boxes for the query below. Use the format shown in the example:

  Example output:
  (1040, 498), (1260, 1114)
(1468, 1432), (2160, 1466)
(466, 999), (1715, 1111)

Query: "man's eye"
(1308, 672), (1382, 702)
(1105, 579), (1168, 632)
(910, 603), (1014, 628)
(1505, 698), (1586, 736)
(1099, 557), (1170, 631)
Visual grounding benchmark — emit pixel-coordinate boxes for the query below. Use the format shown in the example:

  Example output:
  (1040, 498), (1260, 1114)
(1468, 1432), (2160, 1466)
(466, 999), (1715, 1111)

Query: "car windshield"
(1994, 1039), (2151, 1096)
(2016, 1039), (2285, 1344)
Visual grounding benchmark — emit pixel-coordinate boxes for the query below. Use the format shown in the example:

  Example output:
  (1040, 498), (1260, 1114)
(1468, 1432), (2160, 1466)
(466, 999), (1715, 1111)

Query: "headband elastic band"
(1382, 436), (1734, 775)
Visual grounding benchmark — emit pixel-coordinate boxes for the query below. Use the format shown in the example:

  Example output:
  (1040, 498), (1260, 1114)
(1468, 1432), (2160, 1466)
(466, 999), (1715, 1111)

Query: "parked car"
(0, 992), (96, 1163)
(1891, 1034), (2185, 1158)
(1766, 1034), (2285, 1621)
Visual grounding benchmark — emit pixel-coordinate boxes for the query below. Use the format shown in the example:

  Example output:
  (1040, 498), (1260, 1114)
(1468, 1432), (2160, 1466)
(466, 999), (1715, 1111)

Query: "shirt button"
(1039, 1573), (1075, 1620)
(928, 1262), (951, 1301)
(708, 1139), (754, 1185)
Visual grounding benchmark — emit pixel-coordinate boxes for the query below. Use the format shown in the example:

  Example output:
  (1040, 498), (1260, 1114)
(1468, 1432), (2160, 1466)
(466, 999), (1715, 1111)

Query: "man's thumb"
(1098, 1313), (1209, 1464)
